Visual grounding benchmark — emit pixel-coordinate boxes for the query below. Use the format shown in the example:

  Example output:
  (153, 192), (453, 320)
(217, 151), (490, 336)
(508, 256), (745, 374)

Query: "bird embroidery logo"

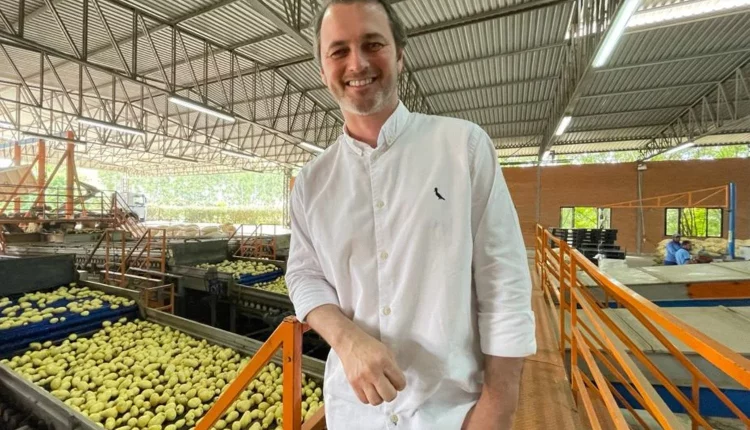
(434, 188), (446, 201)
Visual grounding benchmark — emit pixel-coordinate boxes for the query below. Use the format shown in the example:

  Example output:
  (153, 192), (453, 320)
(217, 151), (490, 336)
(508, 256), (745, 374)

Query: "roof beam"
(593, 47), (750, 73)
(579, 81), (717, 99)
(411, 43), (566, 74)
(540, 0), (636, 158)
(407, 0), (572, 38)
(640, 61), (750, 160)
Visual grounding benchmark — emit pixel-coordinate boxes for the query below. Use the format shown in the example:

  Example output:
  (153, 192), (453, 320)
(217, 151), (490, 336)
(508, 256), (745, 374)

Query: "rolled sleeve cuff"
(290, 279), (340, 323)
(478, 311), (537, 357)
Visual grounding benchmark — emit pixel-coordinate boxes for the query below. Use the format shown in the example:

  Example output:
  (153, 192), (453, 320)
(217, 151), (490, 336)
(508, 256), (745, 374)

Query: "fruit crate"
(0, 290), (138, 358)
(237, 270), (284, 286)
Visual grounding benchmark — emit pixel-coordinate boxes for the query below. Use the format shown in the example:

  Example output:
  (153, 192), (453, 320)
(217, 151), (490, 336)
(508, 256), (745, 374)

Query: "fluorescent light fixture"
(164, 154), (199, 163)
(169, 96), (235, 122)
(555, 116), (572, 136)
(76, 117), (146, 137)
(592, 0), (641, 68)
(663, 141), (695, 156)
(299, 141), (324, 154)
(0, 121), (13, 129)
(221, 148), (257, 160)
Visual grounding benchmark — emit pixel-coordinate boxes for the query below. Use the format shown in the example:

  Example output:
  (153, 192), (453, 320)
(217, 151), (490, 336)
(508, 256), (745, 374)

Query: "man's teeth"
(348, 78), (374, 87)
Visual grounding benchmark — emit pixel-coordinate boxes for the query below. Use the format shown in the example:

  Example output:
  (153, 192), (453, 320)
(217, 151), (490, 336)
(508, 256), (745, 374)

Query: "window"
(664, 207), (723, 237)
(560, 207), (611, 229)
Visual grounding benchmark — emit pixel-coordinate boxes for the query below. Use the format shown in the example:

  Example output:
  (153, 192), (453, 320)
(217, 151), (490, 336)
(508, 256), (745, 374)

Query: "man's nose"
(347, 47), (369, 73)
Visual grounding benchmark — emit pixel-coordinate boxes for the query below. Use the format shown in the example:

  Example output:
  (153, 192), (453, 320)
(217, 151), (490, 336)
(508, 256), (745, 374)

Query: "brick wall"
(502, 158), (750, 253)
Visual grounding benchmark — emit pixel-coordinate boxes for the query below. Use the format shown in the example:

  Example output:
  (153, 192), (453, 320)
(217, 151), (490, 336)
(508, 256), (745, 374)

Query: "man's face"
(318, 2), (403, 116)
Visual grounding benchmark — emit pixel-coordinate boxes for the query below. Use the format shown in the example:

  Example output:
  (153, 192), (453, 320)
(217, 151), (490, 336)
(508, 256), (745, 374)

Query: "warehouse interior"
(1, 0), (750, 429)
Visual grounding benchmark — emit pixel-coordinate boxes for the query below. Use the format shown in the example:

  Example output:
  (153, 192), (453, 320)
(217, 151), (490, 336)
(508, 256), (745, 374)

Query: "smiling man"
(285, 1), (536, 429)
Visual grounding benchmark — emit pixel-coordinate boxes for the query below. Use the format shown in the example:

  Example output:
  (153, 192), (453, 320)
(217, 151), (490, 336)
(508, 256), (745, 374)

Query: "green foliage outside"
(664, 207), (722, 238)
(559, 207), (611, 229)
(37, 166), (285, 224)
(147, 205), (282, 225)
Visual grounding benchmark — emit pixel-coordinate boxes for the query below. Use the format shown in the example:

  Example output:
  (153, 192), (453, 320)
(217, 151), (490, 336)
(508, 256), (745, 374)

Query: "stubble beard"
(336, 74), (398, 117)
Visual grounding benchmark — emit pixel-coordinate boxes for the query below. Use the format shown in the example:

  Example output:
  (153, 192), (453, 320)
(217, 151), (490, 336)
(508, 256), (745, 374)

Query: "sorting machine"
(0, 254), (325, 430)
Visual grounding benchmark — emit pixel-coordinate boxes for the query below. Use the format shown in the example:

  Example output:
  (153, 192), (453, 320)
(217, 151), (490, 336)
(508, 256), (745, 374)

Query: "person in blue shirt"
(664, 234), (682, 265)
(675, 240), (694, 265)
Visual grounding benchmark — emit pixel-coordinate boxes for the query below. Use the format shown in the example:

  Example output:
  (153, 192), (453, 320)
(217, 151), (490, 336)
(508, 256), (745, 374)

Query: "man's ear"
(397, 48), (404, 73)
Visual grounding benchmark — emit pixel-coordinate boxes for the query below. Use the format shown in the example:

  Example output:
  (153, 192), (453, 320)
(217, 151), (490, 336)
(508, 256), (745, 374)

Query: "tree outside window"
(560, 207), (612, 229)
(664, 207), (723, 237)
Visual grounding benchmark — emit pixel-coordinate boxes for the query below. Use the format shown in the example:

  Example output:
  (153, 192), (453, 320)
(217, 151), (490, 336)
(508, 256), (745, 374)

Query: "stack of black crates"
(549, 228), (626, 265)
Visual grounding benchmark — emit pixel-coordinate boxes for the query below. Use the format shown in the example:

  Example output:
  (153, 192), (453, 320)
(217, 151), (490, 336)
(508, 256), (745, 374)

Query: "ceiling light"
(164, 154), (199, 163)
(592, 0), (641, 68)
(663, 141), (695, 156)
(299, 141), (324, 154)
(0, 121), (13, 129)
(221, 148), (257, 160)
(76, 117), (146, 137)
(169, 96), (235, 122)
(555, 116), (572, 136)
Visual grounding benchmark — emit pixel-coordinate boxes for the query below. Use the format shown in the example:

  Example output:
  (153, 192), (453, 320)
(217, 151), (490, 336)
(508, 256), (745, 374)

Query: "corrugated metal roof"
(561, 126), (665, 143)
(449, 103), (550, 124)
(237, 34), (311, 65)
(572, 110), (682, 130)
(180, 1), (279, 47)
(406, 3), (571, 70)
(430, 79), (557, 113)
(394, 0), (534, 30)
(614, 12), (750, 66)
(416, 46), (563, 94)
(115, 0), (222, 22)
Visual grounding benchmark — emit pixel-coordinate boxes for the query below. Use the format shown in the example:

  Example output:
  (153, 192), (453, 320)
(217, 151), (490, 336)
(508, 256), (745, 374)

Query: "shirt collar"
(342, 101), (411, 156)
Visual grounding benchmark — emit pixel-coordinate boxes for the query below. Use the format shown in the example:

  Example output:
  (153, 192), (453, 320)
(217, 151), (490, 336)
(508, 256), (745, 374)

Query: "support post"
(12, 143), (21, 213)
(37, 139), (45, 209)
(729, 182), (736, 260)
(66, 130), (75, 219)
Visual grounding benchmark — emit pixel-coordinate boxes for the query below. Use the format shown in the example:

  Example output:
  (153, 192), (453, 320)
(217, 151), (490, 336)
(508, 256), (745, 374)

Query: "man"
(675, 240), (694, 265)
(664, 234), (682, 265)
(285, 1), (536, 429)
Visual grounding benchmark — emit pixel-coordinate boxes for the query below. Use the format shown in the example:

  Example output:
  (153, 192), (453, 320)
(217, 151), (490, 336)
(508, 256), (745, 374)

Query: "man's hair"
(682, 240), (692, 246)
(312, 0), (408, 64)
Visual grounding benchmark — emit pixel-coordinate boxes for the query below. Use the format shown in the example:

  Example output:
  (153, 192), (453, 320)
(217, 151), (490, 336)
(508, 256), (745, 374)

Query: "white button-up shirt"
(286, 102), (536, 430)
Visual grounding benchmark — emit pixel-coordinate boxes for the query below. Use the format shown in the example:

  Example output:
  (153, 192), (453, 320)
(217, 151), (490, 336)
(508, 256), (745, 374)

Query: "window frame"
(560, 206), (612, 229)
(663, 207), (723, 238)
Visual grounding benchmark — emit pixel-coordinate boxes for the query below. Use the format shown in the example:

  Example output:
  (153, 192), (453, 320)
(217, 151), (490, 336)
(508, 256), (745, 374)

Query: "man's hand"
(337, 325), (406, 405)
(305, 305), (407, 405)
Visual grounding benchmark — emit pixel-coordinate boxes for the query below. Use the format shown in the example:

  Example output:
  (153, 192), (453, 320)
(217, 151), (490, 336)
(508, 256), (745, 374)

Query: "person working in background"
(664, 234), (682, 265)
(285, 1), (536, 429)
(675, 240), (694, 265)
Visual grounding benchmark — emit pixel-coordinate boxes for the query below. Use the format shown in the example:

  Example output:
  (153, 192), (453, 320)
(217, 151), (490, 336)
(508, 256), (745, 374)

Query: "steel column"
(37, 139), (45, 207)
(66, 130), (75, 218)
(729, 182), (736, 260)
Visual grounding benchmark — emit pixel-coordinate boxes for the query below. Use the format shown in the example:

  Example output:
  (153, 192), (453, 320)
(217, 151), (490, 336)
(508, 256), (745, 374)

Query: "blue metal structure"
(729, 182), (736, 260)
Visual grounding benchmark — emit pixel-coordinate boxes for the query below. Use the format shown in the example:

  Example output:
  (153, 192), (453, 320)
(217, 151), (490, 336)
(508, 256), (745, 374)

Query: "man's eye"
(367, 42), (384, 50)
(330, 49), (347, 58)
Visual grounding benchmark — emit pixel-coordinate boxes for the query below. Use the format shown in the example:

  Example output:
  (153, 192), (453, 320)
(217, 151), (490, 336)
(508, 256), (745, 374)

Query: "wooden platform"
(514, 272), (583, 429)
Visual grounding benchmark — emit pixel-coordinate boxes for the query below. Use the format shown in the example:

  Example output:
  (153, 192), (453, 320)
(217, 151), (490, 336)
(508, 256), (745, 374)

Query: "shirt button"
(379, 251), (389, 260)
(376, 200), (385, 209)
(382, 306), (391, 316)
(390, 414), (399, 424)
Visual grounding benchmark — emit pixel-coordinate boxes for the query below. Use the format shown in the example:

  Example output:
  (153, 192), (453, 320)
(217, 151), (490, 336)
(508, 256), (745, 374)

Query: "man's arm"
(462, 356), (524, 430)
(286, 177), (406, 406)
(463, 127), (536, 429)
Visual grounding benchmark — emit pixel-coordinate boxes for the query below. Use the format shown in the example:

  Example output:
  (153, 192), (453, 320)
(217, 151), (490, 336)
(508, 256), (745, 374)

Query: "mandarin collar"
(343, 101), (411, 156)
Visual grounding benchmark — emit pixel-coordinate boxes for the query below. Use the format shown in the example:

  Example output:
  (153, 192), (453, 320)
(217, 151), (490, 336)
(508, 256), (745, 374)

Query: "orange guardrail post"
(196, 317), (312, 430)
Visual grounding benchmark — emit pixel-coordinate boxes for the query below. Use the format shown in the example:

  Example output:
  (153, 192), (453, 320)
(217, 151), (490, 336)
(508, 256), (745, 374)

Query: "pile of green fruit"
(0, 319), (323, 429)
(0, 285), (136, 331)
(253, 278), (287, 296)
(196, 261), (279, 280)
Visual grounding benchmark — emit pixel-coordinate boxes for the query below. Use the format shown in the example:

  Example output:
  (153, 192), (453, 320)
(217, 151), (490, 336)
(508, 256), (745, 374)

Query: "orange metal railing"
(534, 224), (750, 429)
(196, 317), (326, 430)
(229, 224), (278, 260)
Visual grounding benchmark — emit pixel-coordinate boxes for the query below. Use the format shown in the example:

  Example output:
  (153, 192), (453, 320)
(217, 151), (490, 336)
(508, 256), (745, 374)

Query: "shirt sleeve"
(675, 249), (691, 265)
(285, 175), (340, 322)
(469, 127), (537, 358)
